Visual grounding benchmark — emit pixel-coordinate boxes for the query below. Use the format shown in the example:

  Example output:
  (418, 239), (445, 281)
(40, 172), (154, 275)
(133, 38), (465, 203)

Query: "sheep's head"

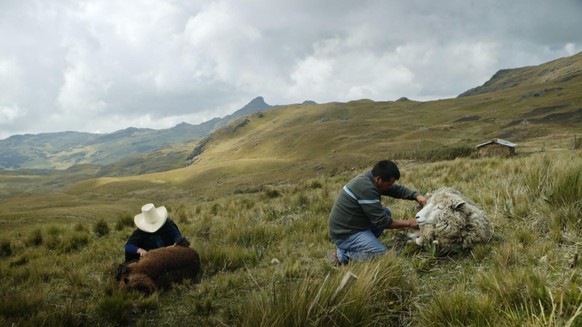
(415, 189), (467, 225)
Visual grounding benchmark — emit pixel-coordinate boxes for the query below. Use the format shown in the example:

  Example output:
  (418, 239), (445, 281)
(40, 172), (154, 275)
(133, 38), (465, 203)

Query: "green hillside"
(0, 52), (581, 326)
(0, 97), (273, 171)
(1, 52), (581, 209)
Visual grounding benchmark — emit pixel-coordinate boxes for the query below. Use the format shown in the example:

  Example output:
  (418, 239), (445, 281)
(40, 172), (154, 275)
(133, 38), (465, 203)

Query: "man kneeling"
(328, 160), (427, 265)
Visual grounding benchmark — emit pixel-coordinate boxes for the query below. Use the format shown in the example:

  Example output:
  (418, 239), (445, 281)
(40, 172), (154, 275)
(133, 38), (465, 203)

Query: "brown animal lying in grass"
(116, 237), (201, 294)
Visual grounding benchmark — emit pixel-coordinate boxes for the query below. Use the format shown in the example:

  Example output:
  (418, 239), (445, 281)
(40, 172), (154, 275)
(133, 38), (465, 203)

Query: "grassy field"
(1, 149), (581, 326)
(1, 53), (581, 326)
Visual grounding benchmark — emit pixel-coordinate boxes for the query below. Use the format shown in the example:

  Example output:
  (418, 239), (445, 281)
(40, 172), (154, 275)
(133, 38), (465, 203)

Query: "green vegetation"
(1, 151), (581, 326)
(1, 53), (581, 325)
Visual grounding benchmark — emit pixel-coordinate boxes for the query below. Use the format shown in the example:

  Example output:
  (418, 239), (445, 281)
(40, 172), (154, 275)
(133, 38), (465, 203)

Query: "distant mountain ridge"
(0, 96), (273, 170)
(1, 52), (581, 200)
(458, 52), (582, 97)
(3, 52), (582, 172)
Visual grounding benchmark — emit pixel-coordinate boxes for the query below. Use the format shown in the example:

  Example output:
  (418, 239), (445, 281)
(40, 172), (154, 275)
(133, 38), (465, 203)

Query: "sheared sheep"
(116, 237), (201, 294)
(410, 187), (492, 252)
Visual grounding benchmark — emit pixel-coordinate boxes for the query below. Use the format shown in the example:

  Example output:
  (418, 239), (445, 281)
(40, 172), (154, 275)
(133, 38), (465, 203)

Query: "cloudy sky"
(1, 0), (581, 140)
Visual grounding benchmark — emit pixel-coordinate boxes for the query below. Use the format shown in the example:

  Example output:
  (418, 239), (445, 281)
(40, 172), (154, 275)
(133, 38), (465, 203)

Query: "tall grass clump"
(25, 228), (43, 247)
(97, 290), (137, 325)
(239, 253), (417, 326)
(59, 232), (90, 253)
(521, 155), (552, 197)
(0, 240), (11, 257)
(544, 158), (582, 230)
(476, 267), (550, 310)
(414, 284), (496, 326)
(93, 218), (110, 237)
(26, 302), (88, 327)
(0, 292), (44, 320)
(500, 272), (582, 326)
(115, 213), (134, 231)
(198, 243), (260, 275)
(170, 203), (191, 224)
(392, 145), (475, 162)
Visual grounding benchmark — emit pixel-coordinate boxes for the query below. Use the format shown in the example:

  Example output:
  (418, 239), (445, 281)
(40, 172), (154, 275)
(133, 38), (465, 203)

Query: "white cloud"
(0, 0), (581, 140)
(0, 57), (23, 102)
(0, 104), (25, 123)
(565, 43), (581, 56)
(57, 45), (111, 114)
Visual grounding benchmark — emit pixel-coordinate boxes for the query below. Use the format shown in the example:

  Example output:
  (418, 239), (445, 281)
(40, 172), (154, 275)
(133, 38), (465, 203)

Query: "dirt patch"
(496, 127), (550, 141)
(520, 105), (568, 118)
(519, 87), (563, 102)
(529, 108), (582, 124)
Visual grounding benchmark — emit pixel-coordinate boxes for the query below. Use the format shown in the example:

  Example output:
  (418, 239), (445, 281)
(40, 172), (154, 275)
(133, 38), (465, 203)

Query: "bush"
(415, 285), (495, 326)
(0, 239), (11, 257)
(73, 223), (87, 232)
(240, 254), (417, 326)
(26, 228), (43, 247)
(93, 219), (110, 237)
(263, 187), (282, 199)
(115, 214), (134, 231)
(97, 292), (134, 325)
(0, 292), (44, 318)
(392, 145), (475, 162)
(60, 233), (90, 253)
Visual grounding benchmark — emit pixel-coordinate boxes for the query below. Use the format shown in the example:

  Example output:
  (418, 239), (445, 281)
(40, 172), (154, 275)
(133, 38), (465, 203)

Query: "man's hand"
(416, 195), (428, 207)
(407, 218), (419, 229)
(137, 248), (148, 257)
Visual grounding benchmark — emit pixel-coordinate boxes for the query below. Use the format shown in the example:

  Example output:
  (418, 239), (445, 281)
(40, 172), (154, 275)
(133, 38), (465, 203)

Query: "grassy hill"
(71, 50), (581, 200)
(0, 97), (273, 171)
(0, 52), (581, 326)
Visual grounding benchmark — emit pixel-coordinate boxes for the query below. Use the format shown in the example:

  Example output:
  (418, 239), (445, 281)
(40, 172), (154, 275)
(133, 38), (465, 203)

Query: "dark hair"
(371, 160), (400, 181)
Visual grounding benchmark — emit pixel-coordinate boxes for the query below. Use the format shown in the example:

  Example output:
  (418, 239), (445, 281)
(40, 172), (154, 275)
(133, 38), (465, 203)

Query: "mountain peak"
(232, 96), (273, 117)
(248, 96), (266, 105)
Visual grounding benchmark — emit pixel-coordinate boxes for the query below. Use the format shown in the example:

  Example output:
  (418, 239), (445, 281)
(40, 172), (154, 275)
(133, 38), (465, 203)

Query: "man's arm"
(386, 218), (419, 230)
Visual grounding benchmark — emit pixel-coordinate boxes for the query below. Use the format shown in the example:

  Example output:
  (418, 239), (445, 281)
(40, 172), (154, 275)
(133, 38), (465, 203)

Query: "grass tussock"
(240, 254), (416, 327)
(0, 150), (581, 326)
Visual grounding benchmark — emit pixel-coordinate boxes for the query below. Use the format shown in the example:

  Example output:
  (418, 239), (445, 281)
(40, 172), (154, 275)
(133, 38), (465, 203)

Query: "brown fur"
(117, 240), (201, 294)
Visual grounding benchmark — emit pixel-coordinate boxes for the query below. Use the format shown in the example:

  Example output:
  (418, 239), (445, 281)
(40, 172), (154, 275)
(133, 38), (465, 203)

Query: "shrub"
(0, 292), (44, 318)
(240, 254), (417, 326)
(93, 219), (109, 237)
(309, 180), (323, 189)
(97, 291), (134, 325)
(476, 267), (550, 310)
(415, 285), (495, 326)
(60, 233), (90, 253)
(26, 228), (43, 247)
(73, 223), (87, 232)
(115, 214), (134, 231)
(263, 187), (282, 199)
(0, 239), (11, 257)
(392, 145), (475, 162)
(27, 302), (87, 327)
(200, 244), (258, 275)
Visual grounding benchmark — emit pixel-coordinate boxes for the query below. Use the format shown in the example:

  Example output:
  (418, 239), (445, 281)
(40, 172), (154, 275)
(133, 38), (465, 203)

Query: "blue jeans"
(332, 208), (391, 264)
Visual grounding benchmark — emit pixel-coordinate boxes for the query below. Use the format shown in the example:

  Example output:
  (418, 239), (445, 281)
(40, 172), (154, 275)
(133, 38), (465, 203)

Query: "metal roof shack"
(476, 138), (516, 157)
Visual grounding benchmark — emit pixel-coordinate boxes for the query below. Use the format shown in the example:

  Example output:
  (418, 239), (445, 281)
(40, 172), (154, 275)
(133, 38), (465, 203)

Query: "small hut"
(476, 138), (516, 157)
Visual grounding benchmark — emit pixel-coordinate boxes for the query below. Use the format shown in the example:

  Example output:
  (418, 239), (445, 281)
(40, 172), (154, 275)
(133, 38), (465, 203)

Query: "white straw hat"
(134, 203), (168, 233)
